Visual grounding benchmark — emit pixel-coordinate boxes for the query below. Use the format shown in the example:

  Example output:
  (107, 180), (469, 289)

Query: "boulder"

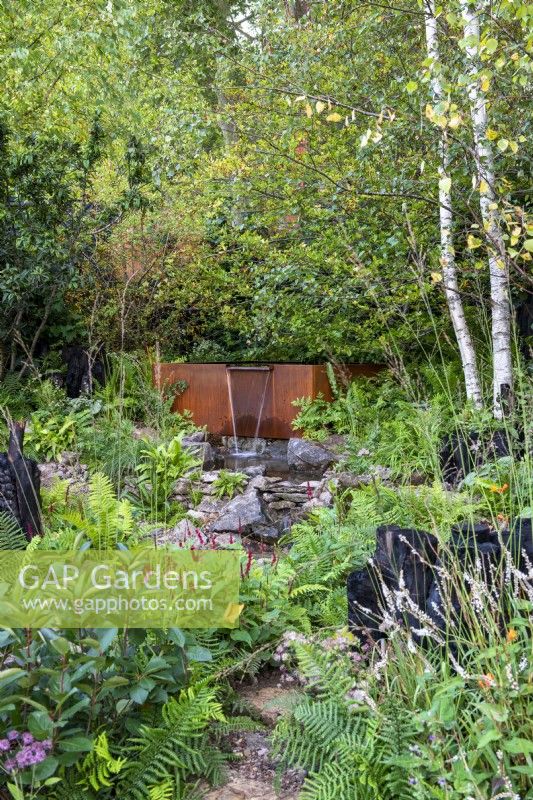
(287, 438), (338, 471)
(211, 489), (267, 533)
(182, 430), (207, 443)
(247, 475), (282, 492)
(248, 525), (281, 543)
(268, 500), (295, 511)
(183, 441), (215, 469)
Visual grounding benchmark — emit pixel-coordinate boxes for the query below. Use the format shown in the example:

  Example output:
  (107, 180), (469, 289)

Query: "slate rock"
(182, 431), (207, 443)
(211, 490), (267, 533)
(183, 441), (215, 469)
(287, 438), (338, 471)
(248, 525), (281, 543)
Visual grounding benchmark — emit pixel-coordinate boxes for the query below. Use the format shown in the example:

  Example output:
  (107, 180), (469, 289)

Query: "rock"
(287, 438), (338, 471)
(173, 477), (194, 495)
(301, 498), (322, 513)
(348, 525), (439, 640)
(211, 489), (267, 533)
(439, 428), (514, 484)
(201, 471), (220, 483)
(197, 497), (228, 514)
(182, 430), (207, 443)
(316, 489), (333, 506)
(60, 450), (78, 466)
(268, 500), (295, 511)
(170, 518), (197, 540)
(337, 471), (366, 489)
(224, 437), (267, 454)
(183, 441), (215, 469)
(187, 510), (208, 524)
(132, 426), (158, 440)
(250, 476), (282, 492)
(269, 492), (308, 503)
(299, 479), (320, 489)
(249, 525), (281, 543)
(243, 465), (266, 477)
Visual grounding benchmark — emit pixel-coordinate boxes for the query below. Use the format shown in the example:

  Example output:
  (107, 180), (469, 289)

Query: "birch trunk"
(460, 0), (513, 418)
(423, 0), (482, 408)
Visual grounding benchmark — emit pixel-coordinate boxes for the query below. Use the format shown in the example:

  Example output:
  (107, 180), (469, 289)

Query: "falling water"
(226, 368), (240, 454)
(225, 366), (272, 456)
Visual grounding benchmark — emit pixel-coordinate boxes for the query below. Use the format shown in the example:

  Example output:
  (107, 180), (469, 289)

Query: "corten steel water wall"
(154, 363), (384, 439)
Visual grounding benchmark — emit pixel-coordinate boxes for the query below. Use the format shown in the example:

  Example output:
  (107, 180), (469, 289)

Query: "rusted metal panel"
(155, 363), (385, 439)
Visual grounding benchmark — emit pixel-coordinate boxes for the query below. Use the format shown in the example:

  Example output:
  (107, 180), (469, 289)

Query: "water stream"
(225, 366), (272, 455)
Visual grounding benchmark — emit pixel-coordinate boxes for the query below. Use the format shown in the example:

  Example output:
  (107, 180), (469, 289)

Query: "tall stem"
(460, 0), (513, 418)
(423, 0), (482, 408)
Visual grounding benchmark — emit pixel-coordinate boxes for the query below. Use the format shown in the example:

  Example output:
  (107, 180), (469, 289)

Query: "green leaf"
(230, 629), (252, 645)
(50, 637), (71, 655)
(477, 728), (501, 748)
(504, 738), (533, 754)
(186, 645), (212, 662)
(28, 710), (55, 739)
(30, 756), (59, 781)
(406, 81), (418, 94)
(497, 138), (509, 152)
(523, 239), (533, 252)
(58, 735), (93, 753)
(0, 668), (25, 689)
(7, 784), (24, 800)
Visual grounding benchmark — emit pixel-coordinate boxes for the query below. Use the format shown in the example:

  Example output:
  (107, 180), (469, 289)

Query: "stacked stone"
(0, 453), (20, 521)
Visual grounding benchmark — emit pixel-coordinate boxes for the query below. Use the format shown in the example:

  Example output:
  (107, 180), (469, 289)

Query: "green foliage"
(0, 512), (27, 550)
(25, 410), (90, 462)
(78, 732), (126, 792)
(133, 434), (200, 521)
(212, 470), (247, 499)
(62, 472), (134, 548)
(98, 353), (194, 436)
(119, 686), (227, 799)
(460, 454), (533, 522)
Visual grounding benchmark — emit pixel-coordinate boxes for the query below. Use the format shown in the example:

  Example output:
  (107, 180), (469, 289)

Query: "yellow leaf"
(315, 100), (326, 114)
(479, 179), (489, 193)
(486, 128), (499, 140)
(481, 78), (490, 91)
(448, 114), (462, 129)
(326, 112), (343, 122)
(305, 103), (313, 118)
(425, 104), (435, 121)
(467, 234), (482, 249)
(431, 272), (443, 283)
(509, 140), (518, 153)
(224, 603), (244, 624)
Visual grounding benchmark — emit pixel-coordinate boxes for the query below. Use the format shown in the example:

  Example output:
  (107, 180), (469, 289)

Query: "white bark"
(460, 0), (513, 418)
(423, 0), (483, 408)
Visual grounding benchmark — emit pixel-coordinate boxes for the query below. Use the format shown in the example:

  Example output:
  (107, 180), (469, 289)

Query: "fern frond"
(78, 731), (126, 792)
(149, 780), (174, 800)
(0, 511), (27, 550)
(120, 685), (226, 800)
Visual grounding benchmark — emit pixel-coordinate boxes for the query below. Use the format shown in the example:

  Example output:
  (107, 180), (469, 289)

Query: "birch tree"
(423, 0), (483, 408)
(460, 0), (514, 418)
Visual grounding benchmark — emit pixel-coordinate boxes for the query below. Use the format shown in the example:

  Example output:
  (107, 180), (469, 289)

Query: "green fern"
(119, 685), (227, 799)
(0, 511), (27, 550)
(149, 780), (174, 800)
(62, 472), (134, 548)
(78, 731), (126, 792)
(273, 644), (418, 800)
